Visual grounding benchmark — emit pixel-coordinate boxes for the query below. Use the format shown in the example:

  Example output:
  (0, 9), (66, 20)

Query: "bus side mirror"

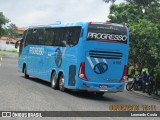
(15, 41), (19, 48)
(15, 39), (22, 48)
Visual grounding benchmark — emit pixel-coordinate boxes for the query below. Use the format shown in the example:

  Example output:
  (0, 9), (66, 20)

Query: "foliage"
(7, 23), (19, 39)
(0, 12), (19, 39)
(0, 12), (9, 37)
(103, 0), (160, 74)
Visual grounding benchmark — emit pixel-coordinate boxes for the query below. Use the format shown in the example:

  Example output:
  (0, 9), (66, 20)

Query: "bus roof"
(26, 21), (126, 29)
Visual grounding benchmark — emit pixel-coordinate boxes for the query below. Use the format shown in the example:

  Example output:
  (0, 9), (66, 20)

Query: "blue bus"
(15, 22), (129, 96)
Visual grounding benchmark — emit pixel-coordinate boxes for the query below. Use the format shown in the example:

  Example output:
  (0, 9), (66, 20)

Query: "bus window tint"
(54, 27), (81, 47)
(24, 26), (81, 47)
(44, 28), (56, 46)
(24, 29), (33, 46)
(37, 28), (45, 45)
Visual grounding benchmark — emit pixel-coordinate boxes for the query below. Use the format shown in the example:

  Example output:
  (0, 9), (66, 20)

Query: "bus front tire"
(51, 72), (58, 89)
(59, 74), (66, 92)
(24, 66), (29, 79)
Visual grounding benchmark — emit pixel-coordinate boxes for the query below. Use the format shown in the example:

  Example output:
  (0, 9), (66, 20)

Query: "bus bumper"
(78, 81), (125, 93)
(79, 88), (123, 93)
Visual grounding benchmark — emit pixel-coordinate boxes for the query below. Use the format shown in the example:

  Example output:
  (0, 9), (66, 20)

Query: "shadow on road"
(67, 91), (118, 102)
(20, 76), (119, 102)
(21, 76), (51, 87)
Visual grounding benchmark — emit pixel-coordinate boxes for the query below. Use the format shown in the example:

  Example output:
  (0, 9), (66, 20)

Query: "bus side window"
(37, 29), (44, 45)
(63, 28), (74, 47)
(45, 28), (55, 46)
(63, 30), (70, 47)
(24, 29), (32, 47)
(68, 30), (73, 46)
(21, 30), (26, 47)
(73, 27), (81, 45)
(32, 29), (38, 45)
(54, 28), (65, 47)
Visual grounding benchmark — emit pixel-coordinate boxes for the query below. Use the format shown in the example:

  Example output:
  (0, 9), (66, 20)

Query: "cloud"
(0, 0), (111, 27)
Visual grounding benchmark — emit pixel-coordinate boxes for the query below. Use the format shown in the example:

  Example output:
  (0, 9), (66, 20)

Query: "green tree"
(103, 0), (160, 5)
(0, 12), (9, 37)
(7, 23), (19, 39)
(129, 19), (159, 66)
(103, 0), (160, 73)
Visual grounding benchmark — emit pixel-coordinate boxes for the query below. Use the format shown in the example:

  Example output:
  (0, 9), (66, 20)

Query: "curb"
(133, 90), (160, 100)
(125, 83), (160, 100)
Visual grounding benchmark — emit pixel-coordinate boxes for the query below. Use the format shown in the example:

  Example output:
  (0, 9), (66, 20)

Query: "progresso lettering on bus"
(87, 24), (127, 44)
(29, 47), (44, 55)
(87, 32), (127, 42)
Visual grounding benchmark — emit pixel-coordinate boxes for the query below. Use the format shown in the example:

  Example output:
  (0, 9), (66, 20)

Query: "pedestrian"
(135, 63), (141, 76)
(141, 69), (148, 92)
(128, 63), (135, 78)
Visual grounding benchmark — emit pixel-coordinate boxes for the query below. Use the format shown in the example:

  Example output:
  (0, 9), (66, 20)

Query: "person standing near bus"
(141, 68), (149, 92)
(128, 63), (135, 78)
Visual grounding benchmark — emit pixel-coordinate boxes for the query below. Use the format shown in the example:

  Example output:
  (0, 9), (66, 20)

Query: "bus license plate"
(100, 85), (108, 89)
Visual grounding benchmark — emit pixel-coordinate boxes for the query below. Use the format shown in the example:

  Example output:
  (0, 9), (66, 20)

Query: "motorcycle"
(126, 76), (134, 91)
(144, 81), (152, 95)
(133, 75), (142, 91)
(144, 76), (154, 95)
(126, 75), (143, 91)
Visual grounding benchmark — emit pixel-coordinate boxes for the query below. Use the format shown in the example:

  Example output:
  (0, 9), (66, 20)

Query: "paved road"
(0, 56), (159, 120)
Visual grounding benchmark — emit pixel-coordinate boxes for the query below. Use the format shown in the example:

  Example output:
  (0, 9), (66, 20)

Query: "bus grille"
(89, 50), (123, 59)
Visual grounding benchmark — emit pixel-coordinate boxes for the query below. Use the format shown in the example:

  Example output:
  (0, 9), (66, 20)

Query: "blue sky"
(0, 0), (115, 27)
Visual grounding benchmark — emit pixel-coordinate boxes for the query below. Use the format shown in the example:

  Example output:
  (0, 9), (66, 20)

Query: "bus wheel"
(95, 92), (105, 96)
(59, 74), (66, 92)
(51, 72), (58, 89)
(24, 66), (29, 79)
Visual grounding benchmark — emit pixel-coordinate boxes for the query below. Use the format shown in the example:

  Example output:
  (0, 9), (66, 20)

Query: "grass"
(0, 50), (18, 54)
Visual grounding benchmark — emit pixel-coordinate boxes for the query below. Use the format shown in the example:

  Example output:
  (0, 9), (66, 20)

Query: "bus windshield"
(87, 24), (127, 44)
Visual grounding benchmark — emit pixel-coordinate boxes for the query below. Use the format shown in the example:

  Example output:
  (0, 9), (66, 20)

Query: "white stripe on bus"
(87, 57), (94, 69)
(94, 58), (99, 64)
(103, 59), (107, 63)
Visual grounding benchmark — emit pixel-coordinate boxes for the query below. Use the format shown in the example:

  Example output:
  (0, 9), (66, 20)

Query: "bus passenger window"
(64, 30), (73, 47)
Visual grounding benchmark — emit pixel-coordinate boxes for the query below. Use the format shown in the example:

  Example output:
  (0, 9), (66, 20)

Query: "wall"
(0, 40), (19, 52)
